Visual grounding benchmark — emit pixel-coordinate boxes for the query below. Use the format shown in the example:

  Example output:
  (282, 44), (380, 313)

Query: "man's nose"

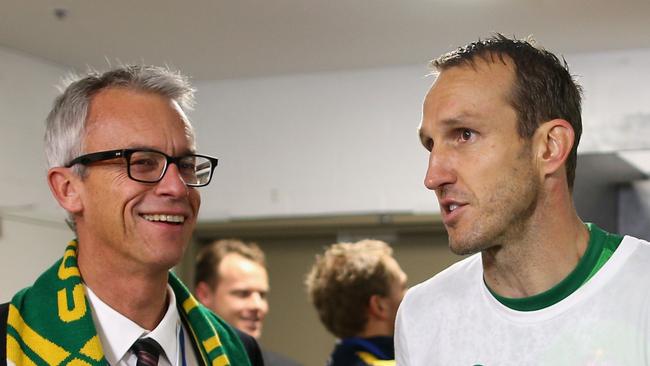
(248, 292), (267, 310)
(424, 148), (456, 191)
(155, 163), (188, 197)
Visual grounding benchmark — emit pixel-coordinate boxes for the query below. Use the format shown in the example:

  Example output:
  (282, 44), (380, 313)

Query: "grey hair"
(44, 64), (196, 172)
(44, 64), (196, 230)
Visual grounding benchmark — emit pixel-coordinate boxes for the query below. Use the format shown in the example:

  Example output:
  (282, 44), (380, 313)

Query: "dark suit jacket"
(237, 329), (265, 366)
(0, 302), (7, 362)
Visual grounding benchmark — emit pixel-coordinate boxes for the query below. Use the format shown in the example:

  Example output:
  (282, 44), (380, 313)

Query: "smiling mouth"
(242, 314), (261, 322)
(141, 214), (185, 224)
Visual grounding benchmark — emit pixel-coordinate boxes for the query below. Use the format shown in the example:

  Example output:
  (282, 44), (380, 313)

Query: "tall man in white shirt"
(2, 65), (263, 365)
(395, 34), (650, 364)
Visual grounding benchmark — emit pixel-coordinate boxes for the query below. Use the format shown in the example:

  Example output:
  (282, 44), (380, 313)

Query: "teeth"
(142, 214), (185, 223)
(449, 204), (459, 212)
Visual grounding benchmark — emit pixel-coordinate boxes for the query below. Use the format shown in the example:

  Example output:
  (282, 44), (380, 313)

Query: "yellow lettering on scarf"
(57, 284), (87, 322)
(7, 304), (71, 365)
(79, 335), (103, 361)
(212, 354), (229, 366)
(58, 248), (81, 280)
(66, 359), (92, 366)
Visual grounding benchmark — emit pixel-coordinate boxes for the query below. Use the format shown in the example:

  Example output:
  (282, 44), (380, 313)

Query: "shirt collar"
(85, 284), (181, 365)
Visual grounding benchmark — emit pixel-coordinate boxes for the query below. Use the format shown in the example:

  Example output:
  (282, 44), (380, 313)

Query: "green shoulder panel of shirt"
(488, 223), (624, 312)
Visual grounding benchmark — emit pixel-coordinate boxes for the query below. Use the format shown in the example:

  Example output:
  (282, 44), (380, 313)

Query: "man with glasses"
(1, 65), (263, 365)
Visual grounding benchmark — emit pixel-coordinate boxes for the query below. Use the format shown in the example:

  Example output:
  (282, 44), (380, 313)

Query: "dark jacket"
(0, 302), (7, 362)
(328, 336), (394, 366)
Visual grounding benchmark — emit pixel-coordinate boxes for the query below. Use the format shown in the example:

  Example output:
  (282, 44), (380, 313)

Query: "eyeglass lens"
(128, 151), (212, 185)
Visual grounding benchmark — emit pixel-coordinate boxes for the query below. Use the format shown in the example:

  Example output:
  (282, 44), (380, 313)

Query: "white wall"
(571, 48), (650, 152)
(191, 48), (650, 221)
(191, 67), (434, 220)
(0, 46), (73, 301)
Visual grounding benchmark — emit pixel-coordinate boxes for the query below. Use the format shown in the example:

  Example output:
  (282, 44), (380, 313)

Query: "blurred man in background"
(195, 239), (302, 366)
(306, 239), (407, 366)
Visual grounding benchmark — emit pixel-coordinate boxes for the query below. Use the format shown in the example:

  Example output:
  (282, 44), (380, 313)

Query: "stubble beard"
(447, 148), (540, 256)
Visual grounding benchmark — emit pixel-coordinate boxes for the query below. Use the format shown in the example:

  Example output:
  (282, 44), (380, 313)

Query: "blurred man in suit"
(195, 239), (302, 366)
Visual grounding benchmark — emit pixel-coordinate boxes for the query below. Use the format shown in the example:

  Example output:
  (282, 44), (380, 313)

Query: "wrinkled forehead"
(83, 87), (197, 152)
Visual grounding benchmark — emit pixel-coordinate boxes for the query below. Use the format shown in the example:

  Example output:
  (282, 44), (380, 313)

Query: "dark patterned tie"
(131, 338), (164, 366)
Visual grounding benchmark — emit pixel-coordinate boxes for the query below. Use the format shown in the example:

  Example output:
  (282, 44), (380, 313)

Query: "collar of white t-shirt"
(85, 284), (180, 366)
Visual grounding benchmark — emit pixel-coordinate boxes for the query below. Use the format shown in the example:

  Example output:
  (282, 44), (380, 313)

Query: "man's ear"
(533, 119), (575, 180)
(368, 294), (388, 320)
(194, 281), (213, 306)
(47, 167), (83, 214)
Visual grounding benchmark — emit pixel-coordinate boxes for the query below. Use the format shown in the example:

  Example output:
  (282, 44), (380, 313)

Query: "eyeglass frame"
(64, 148), (219, 187)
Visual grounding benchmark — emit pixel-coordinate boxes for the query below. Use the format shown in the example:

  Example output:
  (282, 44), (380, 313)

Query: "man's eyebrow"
(419, 117), (466, 138)
(420, 112), (480, 138)
(125, 145), (153, 150)
(418, 128), (431, 148)
(124, 145), (196, 155)
(179, 148), (197, 156)
(438, 114), (477, 127)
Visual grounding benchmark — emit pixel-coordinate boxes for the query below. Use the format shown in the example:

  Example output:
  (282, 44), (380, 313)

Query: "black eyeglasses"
(65, 149), (219, 187)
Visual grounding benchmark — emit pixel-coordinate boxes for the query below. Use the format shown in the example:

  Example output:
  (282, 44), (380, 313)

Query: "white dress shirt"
(85, 284), (199, 366)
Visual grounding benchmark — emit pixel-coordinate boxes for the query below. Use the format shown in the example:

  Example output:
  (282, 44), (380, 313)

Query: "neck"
(482, 185), (590, 298)
(358, 319), (393, 338)
(76, 236), (170, 330)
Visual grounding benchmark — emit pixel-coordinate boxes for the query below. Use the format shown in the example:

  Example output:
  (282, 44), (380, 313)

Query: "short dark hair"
(194, 239), (266, 288)
(431, 34), (583, 189)
(305, 240), (396, 338)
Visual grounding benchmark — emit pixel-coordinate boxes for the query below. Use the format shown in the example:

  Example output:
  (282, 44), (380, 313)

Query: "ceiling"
(1, 0), (650, 80)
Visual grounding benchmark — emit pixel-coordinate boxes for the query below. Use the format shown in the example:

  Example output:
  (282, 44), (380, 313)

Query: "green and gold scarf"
(7, 240), (251, 366)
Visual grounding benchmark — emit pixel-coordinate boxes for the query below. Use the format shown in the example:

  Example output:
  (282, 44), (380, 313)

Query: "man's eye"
(421, 137), (433, 151)
(459, 129), (474, 142)
(425, 140), (433, 151)
(232, 290), (250, 298)
(132, 158), (157, 166)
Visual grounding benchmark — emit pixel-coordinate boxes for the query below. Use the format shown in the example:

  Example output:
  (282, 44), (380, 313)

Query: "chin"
(448, 234), (490, 256)
(447, 219), (508, 255)
(148, 251), (186, 271)
(449, 243), (481, 256)
(242, 328), (261, 339)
